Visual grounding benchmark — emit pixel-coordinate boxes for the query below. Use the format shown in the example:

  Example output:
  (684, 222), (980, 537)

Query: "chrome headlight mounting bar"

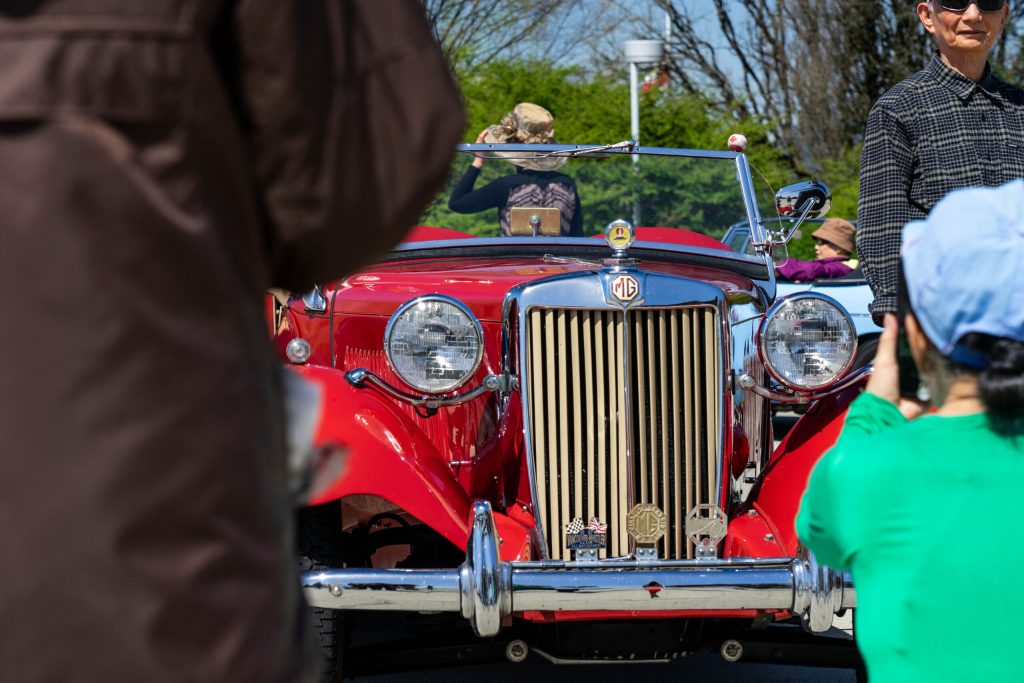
(737, 365), (871, 404)
(345, 369), (518, 416)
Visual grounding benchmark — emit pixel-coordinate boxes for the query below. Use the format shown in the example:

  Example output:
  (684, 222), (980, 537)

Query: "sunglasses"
(813, 238), (837, 248)
(934, 0), (1006, 13)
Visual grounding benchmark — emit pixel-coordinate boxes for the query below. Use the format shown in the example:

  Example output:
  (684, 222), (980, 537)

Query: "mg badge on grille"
(610, 274), (640, 302)
(566, 517), (607, 551)
(627, 504), (666, 544)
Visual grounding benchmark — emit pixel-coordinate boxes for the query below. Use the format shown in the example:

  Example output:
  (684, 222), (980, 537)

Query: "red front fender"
(746, 378), (867, 555)
(289, 365), (531, 560)
(293, 365), (471, 548)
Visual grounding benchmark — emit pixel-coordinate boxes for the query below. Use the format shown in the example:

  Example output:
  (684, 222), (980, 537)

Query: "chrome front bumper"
(302, 501), (855, 638)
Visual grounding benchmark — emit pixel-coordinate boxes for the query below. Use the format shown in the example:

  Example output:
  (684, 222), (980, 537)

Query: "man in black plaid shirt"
(858, 0), (1024, 323)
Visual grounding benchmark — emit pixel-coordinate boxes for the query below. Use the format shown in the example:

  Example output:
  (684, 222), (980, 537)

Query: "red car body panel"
(748, 381), (865, 555)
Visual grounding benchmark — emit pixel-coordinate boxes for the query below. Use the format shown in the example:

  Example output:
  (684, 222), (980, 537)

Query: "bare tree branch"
(421, 0), (580, 69)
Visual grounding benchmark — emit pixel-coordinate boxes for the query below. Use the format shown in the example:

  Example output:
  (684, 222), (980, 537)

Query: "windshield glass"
(417, 147), (774, 257)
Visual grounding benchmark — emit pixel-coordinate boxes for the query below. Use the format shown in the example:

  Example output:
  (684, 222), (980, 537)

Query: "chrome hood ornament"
(601, 220), (644, 308)
(604, 219), (636, 257)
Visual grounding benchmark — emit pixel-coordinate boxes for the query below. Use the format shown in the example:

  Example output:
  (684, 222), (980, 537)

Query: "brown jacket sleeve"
(224, 0), (465, 291)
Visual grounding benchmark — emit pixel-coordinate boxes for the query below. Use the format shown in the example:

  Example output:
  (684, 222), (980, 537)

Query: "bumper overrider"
(302, 501), (855, 638)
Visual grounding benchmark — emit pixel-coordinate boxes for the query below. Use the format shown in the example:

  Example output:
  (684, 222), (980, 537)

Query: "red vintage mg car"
(272, 143), (867, 678)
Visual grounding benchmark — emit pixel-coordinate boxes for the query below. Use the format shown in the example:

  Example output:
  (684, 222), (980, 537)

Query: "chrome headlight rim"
(756, 292), (857, 392)
(384, 294), (484, 395)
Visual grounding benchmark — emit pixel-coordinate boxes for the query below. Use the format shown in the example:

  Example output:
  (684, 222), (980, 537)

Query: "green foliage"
(458, 60), (629, 143)
(422, 59), (863, 244)
(785, 144), (863, 261)
(786, 225), (817, 262)
(818, 144), (862, 222)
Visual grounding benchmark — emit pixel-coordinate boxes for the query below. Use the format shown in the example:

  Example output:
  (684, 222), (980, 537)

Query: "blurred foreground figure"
(0, 2), (463, 682)
(799, 181), (1024, 682)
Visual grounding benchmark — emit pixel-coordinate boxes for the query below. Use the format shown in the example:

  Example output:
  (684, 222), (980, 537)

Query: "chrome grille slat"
(526, 305), (721, 560)
(658, 311), (671, 558)
(682, 311), (695, 557)
(556, 310), (570, 561)
(594, 312), (609, 559)
(534, 311), (550, 557)
(569, 313), (584, 528)
(704, 309), (717, 518)
(545, 310), (560, 559)
(613, 312), (628, 555)
(671, 316), (683, 556)
(581, 314), (596, 542)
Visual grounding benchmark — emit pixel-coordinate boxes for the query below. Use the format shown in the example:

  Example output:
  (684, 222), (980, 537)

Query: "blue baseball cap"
(901, 179), (1024, 366)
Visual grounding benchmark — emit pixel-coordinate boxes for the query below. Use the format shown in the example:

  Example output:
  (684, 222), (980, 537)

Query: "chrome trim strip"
(301, 501), (854, 638)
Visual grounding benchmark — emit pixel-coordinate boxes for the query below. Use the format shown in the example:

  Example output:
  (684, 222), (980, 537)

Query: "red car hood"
(332, 256), (760, 322)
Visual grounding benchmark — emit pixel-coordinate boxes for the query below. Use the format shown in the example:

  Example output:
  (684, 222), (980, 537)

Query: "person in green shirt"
(797, 179), (1024, 683)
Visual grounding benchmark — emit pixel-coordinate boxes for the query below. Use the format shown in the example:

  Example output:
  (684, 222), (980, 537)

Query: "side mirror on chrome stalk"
(772, 180), (832, 247)
(302, 285), (327, 313)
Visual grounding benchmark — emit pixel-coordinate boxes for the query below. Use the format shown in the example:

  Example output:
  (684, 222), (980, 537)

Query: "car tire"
(850, 335), (879, 373)
(298, 500), (344, 682)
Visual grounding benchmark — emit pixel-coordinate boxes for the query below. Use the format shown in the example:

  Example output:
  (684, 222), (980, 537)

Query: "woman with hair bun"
(797, 179), (1024, 683)
(449, 103), (584, 237)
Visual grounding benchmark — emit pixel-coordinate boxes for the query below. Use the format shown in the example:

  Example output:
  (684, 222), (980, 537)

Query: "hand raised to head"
(472, 129), (489, 168)
(865, 314), (928, 419)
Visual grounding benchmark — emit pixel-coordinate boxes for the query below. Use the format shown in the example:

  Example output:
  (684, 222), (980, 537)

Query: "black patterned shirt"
(857, 53), (1024, 322)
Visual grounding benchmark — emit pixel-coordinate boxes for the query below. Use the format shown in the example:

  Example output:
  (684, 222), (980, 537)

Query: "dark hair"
(959, 334), (1024, 433)
(898, 259), (1024, 434)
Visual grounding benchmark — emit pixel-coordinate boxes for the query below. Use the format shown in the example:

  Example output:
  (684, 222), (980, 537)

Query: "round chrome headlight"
(758, 293), (857, 391)
(385, 296), (484, 394)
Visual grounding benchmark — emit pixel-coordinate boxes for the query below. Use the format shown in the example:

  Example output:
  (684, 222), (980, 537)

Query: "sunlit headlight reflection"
(759, 294), (856, 391)
(385, 296), (483, 394)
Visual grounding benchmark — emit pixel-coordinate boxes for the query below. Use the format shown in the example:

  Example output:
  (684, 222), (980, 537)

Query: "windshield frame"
(457, 143), (771, 254)
(398, 143), (778, 289)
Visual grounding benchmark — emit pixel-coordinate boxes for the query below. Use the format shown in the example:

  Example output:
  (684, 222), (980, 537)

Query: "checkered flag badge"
(566, 518), (584, 534)
(588, 517), (607, 533)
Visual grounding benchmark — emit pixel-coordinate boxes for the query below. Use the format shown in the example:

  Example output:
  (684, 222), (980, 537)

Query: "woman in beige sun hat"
(448, 103), (583, 236)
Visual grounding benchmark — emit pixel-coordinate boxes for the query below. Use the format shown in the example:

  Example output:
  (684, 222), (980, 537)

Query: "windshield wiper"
(556, 140), (636, 157)
(479, 140), (636, 163)
(543, 254), (602, 267)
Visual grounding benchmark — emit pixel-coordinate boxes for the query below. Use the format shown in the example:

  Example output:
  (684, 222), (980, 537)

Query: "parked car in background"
(273, 142), (867, 680)
(723, 219), (881, 371)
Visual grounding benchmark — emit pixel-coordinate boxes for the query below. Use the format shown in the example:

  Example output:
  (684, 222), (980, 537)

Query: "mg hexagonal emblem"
(610, 274), (639, 302)
(627, 503), (666, 544)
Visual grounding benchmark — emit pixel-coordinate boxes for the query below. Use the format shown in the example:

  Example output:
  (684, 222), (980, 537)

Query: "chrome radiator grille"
(525, 306), (721, 560)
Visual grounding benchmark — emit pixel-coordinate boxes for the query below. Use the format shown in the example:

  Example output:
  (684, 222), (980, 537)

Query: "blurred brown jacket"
(0, 1), (464, 681)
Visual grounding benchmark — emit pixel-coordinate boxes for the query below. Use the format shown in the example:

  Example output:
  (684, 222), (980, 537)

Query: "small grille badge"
(627, 504), (667, 545)
(566, 517), (607, 550)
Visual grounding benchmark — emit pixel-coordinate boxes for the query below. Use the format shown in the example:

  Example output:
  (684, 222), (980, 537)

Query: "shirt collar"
(927, 52), (1001, 101)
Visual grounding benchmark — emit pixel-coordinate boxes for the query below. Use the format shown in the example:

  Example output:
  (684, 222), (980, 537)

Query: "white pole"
(629, 60), (640, 224)
(629, 60), (640, 164)
(623, 40), (662, 227)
